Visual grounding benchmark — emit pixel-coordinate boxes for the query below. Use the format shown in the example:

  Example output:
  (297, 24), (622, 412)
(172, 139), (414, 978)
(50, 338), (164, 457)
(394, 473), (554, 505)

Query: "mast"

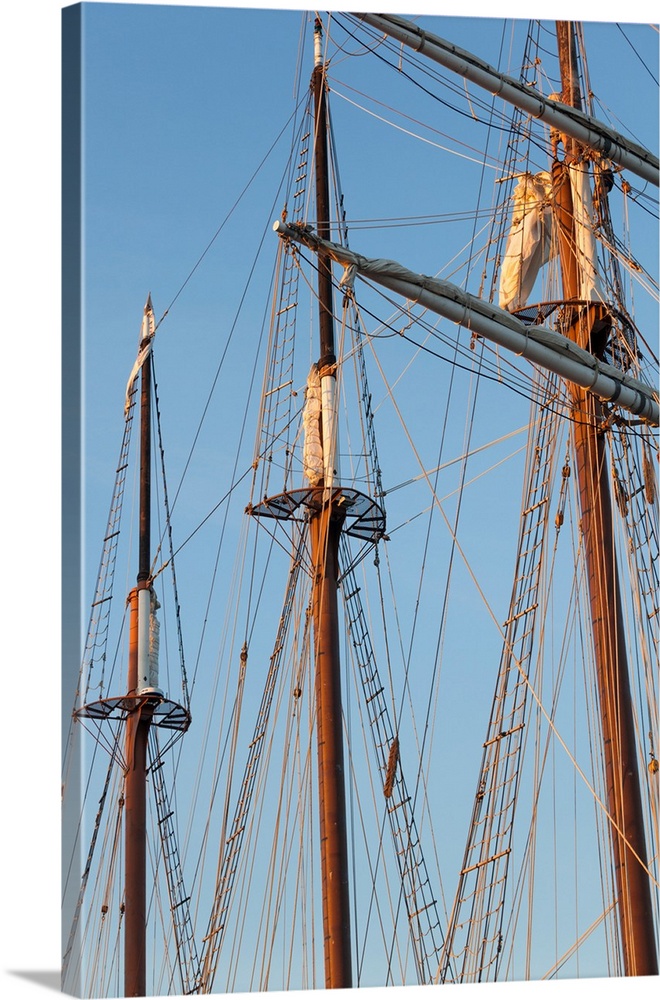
(310, 17), (352, 988)
(124, 297), (155, 997)
(71, 295), (191, 996)
(553, 22), (658, 978)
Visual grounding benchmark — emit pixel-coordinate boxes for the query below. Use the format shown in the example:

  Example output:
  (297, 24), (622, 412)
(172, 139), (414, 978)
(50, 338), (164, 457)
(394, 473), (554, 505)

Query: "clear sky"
(2, 2), (659, 999)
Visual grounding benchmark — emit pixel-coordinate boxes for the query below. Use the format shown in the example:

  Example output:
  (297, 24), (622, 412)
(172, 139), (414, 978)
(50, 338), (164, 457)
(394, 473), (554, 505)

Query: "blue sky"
(2, 2), (659, 999)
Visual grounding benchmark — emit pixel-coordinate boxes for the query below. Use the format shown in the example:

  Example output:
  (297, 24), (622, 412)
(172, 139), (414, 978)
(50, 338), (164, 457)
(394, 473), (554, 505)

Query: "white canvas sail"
(499, 171), (555, 312)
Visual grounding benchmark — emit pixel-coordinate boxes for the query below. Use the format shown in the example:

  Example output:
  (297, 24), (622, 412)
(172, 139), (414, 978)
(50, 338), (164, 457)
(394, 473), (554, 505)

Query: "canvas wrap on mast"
(303, 364), (324, 486)
(137, 588), (162, 695)
(568, 161), (605, 302)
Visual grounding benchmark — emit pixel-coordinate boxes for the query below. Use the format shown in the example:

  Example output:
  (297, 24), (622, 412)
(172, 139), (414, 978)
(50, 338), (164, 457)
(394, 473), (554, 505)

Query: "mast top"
(140, 293), (155, 346)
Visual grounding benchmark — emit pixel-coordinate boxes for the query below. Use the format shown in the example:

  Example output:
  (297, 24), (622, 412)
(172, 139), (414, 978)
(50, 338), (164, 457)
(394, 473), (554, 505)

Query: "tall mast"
(553, 22), (657, 977)
(124, 297), (155, 997)
(310, 16), (352, 989)
(72, 296), (190, 996)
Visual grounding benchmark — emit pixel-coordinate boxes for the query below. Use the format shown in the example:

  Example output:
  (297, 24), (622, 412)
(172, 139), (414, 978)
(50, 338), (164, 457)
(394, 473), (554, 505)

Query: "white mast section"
(274, 221), (659, 427)
(356, 13), (659, 188)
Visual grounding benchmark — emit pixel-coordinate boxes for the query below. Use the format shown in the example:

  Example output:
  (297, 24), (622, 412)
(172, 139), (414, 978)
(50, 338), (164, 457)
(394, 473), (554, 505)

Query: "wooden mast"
(124, 297), (155, 997)
(310, 17), (353, 989)
(553, 22), (658, 977)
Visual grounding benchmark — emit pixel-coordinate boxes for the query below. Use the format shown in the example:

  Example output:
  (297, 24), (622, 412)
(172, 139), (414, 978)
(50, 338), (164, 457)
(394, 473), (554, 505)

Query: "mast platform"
(247, 486), (386, 543)
(75, 694), (191, 732)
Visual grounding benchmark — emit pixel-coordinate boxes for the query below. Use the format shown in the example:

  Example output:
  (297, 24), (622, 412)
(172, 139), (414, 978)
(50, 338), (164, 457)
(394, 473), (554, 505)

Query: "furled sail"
(302, 363), (324, 485)
(125, 295), (155, 415)
(569, 160), (605, 302)
(499, 172), (555, 312)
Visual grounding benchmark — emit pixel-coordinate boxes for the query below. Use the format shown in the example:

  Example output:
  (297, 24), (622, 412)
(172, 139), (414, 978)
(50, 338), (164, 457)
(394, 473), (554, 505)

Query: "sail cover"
(499, 172), (555, 312)
(124, 299), (155, 415)
(125, 338), (151, 416)
(569, 161), (605, 302)
(303, 364), (324, 486)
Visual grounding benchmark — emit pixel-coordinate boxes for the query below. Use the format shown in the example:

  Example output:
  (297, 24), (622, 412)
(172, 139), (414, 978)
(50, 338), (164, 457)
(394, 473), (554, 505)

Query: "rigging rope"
(195, 530), (307, 993)
(439, 383), (561, 982)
